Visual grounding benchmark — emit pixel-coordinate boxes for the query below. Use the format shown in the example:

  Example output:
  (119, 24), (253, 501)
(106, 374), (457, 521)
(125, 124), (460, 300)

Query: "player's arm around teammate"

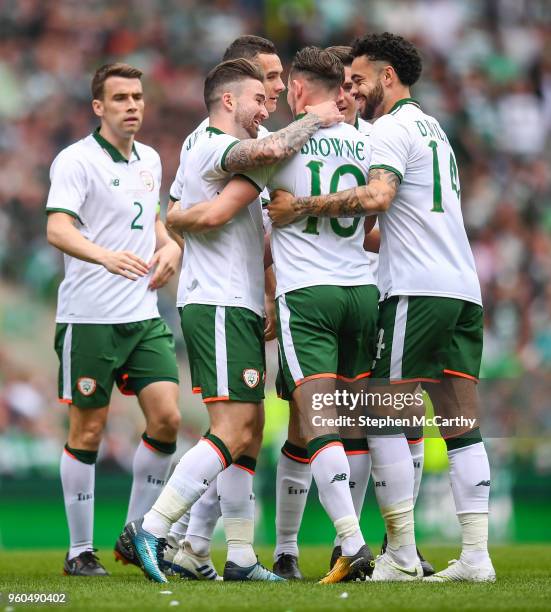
(46, 63), (181, 576)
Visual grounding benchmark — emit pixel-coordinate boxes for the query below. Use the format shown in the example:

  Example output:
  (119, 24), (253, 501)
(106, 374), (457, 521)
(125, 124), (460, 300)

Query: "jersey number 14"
(428, 140), (460, 213)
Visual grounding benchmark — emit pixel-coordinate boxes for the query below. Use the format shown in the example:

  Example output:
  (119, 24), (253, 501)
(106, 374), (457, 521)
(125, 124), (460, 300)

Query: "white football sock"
(143, 439), (227, 538)
(333, 451), (371, 547)
(409, 439), (424, 505)
(60, 449), (95, 559)
(185, 479), (221, 557)
(448, 441), (490, 563)
(348, 452), (371, 517)
(218, 464), (257, 566)
(368, 435), (416, 566)
(274, 452), (312, 560)
(458, 513), (490, 565)
(125, 439), (174, 523)
(168, 511), (189, 544)
(310, 442), (364, 556)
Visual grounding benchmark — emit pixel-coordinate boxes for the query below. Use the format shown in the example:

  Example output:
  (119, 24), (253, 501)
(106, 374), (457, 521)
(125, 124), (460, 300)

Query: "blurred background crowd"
(0, 0), (550, 548)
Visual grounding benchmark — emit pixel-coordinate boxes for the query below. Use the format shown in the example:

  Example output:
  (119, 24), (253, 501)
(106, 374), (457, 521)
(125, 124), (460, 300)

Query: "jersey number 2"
(131, 201), (144, 230)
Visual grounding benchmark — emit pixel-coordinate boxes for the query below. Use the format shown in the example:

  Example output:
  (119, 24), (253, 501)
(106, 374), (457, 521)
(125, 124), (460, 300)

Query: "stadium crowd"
(0, 0), (550, 475)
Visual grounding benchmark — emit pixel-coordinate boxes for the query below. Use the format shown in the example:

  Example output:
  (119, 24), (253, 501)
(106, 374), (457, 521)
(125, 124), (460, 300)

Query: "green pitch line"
(1, 546), (550, 611)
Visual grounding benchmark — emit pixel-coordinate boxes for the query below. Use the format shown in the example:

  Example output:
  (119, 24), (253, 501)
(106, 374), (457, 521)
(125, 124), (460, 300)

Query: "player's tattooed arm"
(268, 168), (400, 226)
(223, 100), (344, 172)
(166, 176), (260, 234)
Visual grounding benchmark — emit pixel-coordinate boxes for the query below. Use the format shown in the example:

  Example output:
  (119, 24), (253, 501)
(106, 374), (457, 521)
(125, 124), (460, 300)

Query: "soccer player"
(121, 58), (342, 584)
(46, 63), (182, 576)
(326, 45), (434, 578)
(162, 35), (285, 580)
(272, 45), (375, 581)
(268, 33), (495, 583)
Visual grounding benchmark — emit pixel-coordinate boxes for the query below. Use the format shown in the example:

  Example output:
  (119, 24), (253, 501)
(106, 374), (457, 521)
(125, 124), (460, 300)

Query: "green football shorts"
(55, 318), (179, 409)
(276, 284), (379, 400)
(180, 304), (265, 403)
(371, 296), (483, 382)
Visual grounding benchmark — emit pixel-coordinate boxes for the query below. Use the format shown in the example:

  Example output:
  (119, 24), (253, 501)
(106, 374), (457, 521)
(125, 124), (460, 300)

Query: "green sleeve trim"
(46, 207), (83, 224)
(169, 194), (179, 202)
(220, 140), (239, 172)
(369, 164), (403, 183)
(234, 173), (262, 193)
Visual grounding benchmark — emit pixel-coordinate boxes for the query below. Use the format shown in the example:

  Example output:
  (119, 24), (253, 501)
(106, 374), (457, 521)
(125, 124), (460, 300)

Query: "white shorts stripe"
(215, 306), (229, 397)
(390, 297), (408, 380)
(62, 323), (73, 401)
(278, 295), (304, 383)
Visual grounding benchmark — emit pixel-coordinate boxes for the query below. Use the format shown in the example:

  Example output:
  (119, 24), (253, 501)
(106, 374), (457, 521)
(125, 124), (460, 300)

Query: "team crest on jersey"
(242, 368), (260, 389)
(77, 377), (96, 396)
(140, 170), (154, 191)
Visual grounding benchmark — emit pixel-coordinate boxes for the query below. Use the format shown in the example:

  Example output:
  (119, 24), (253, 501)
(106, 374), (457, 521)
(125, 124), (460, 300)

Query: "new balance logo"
(288, 486), (308, 495)
(476, 480), (491, 486)
(147, 475), (166, 486)
(330, 473), (347, 483)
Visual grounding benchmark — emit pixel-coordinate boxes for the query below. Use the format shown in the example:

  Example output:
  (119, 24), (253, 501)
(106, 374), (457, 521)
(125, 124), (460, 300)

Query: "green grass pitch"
(1, 545), (550, 611)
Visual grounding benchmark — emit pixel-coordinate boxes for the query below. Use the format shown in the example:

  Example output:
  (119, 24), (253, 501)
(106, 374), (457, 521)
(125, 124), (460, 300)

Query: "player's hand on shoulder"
(148, 240), (181, 289)
(100, 250), (150, 281)
(268, 189), (298, 227)
(305, 100), (344, 128)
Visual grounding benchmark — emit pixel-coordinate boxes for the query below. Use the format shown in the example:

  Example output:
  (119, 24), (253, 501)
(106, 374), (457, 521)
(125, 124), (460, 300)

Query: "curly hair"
(351, 32), (422, 86)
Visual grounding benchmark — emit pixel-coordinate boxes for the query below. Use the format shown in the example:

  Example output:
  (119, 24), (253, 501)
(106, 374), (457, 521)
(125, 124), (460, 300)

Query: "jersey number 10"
(303, 161), (366, 237)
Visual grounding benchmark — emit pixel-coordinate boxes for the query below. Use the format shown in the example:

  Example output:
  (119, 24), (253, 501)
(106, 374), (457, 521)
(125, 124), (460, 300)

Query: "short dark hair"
(325, 45), (353, 67)
(204, 58), (264, 111)
(91, 63), (143, 100)
(351, 33), (422, 86)
(222, 35), (277, 61)
(290, 46), (344, 90)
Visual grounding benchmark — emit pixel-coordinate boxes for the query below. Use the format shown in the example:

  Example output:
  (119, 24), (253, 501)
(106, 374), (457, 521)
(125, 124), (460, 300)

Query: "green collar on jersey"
(389, 98), (421, 114)
(294, 112), (307, 121)
(206, 126), (225, 135)
(93, 128), (140, 163)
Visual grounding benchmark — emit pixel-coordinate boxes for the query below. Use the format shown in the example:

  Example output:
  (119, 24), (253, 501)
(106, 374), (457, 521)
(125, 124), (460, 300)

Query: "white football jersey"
(246, 119), (375, 297)
(175, 127), (265, 316)
(370, 98), (481, 305)
(170, 117), (270, 202)
(46, 131), (161, 324)
(355, 115), (373, 136)
(353, 115), (379, 275)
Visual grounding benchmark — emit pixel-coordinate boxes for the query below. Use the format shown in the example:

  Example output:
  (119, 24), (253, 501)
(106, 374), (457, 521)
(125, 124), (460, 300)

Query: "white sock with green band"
(142, 439), (228, 538)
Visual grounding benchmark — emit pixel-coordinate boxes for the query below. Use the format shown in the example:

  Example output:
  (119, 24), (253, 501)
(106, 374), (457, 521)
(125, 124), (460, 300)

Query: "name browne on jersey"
(300, 136), (365, 161)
